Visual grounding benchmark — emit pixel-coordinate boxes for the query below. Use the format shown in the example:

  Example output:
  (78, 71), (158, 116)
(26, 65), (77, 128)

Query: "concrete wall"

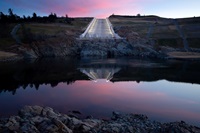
(80, 18), (96, 38)
(106, 18), (121, 39)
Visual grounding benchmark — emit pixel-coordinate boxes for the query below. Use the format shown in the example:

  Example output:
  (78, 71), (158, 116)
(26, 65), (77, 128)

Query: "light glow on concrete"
(80, 18), (121, 39)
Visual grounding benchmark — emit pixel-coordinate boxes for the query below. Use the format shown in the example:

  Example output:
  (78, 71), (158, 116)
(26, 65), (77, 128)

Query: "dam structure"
(80, 18), (121, 39)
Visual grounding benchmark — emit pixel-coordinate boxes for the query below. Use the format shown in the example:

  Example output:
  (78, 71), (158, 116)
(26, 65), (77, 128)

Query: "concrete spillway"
(80, 18), (121, 39)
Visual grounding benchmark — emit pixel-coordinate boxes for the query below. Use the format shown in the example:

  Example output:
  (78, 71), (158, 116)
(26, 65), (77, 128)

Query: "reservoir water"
(0, 57), (200, 126)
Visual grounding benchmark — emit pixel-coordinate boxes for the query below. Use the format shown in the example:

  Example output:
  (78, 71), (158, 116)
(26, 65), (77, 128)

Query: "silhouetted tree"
(8, 8), (14, 16)
(23, 15), (27, 21)
(137, 13), (141, 17)
(0, 8), (71, 23)
(65, 14), (73, 24)
(41, 16), (48, 23)
(54, 13), (57, 18)
(27, 16), (31, 22)
(0, 12), (10, 37)
(0, 12), (8, 23)
(8, 8), (16, 22)
(48, 12), (57, 22)
(32, 12), (37, 21)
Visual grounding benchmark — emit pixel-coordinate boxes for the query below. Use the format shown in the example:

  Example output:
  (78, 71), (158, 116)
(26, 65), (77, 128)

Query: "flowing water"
(0, 57), (200, 126)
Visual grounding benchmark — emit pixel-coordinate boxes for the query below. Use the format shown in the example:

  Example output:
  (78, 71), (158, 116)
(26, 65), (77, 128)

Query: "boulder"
(19, 105), (43, 117)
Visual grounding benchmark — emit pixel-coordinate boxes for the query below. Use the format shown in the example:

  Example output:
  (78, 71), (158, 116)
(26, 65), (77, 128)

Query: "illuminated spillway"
(86, 19), (113, 38)
(79, 67), (121, 82)
(80, 18), (121, 39)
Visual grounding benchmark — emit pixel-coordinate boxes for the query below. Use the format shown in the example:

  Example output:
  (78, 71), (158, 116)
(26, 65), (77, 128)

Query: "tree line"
(0, 8), (73, 24)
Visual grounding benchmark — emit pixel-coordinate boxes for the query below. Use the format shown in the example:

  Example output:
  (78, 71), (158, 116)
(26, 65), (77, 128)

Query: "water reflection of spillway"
(79, 67), (121, 82)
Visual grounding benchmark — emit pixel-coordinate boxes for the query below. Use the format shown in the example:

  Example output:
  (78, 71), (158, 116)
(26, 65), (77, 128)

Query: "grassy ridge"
(0, 18), (92, 50)
(109, 15), (200, 48)
(0, 23), (16, 49)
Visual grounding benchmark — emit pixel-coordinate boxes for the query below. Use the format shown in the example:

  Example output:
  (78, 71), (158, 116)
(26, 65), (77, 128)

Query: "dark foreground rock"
(0, 106), (200, 133)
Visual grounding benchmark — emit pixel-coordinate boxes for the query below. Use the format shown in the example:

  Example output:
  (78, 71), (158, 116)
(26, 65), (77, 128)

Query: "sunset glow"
(0, 0), (200, 18)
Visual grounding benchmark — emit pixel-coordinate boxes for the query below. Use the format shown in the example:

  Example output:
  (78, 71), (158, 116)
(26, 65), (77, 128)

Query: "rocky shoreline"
(0, 106), (199, 133)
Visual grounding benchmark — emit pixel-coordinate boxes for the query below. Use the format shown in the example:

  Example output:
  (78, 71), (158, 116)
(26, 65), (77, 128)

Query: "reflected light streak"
(79, 67), (121, 82)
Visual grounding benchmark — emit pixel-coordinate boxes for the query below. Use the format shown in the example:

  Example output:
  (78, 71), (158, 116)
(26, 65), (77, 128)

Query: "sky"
(0, 0), (200, 18)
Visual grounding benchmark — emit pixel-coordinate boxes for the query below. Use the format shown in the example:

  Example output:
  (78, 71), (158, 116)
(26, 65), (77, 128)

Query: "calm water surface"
(0, 58), (200, 126)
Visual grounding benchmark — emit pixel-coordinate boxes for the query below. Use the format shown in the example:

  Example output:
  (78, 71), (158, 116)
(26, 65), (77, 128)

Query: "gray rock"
(19, 105), (43, 117)
(8, 116), (20, 124)
(76, 123), (92, 132)
(4, 116), (21, 132)
(68, 113), (79, 119)
(53, 118), (65, 128)
(37, 119), (52, 131)
(21, 123), (39, 133)
(5, 121), (20, 131)
(42, 107), (60, 118)
(42, 107), (53, 116)
(133, 114), (148, 121)
(65, 117), (83, 130)
(45, 124), (59, 132)
(86, 115), (93, 119)
(53, 118), (72, 133)
(71, 117), (83, 125)
(83, 119), (102, 127)
(8, 124), (20, 131)
(111, 111), (121, 120)
(60, 114), (71, 125)
(31, 116), (47, 124)
(1, 106), (200, 133)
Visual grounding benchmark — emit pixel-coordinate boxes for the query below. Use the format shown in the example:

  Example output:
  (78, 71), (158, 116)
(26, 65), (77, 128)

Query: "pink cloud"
(2, 0), (199, 18)
(3, 0), (141, 18)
